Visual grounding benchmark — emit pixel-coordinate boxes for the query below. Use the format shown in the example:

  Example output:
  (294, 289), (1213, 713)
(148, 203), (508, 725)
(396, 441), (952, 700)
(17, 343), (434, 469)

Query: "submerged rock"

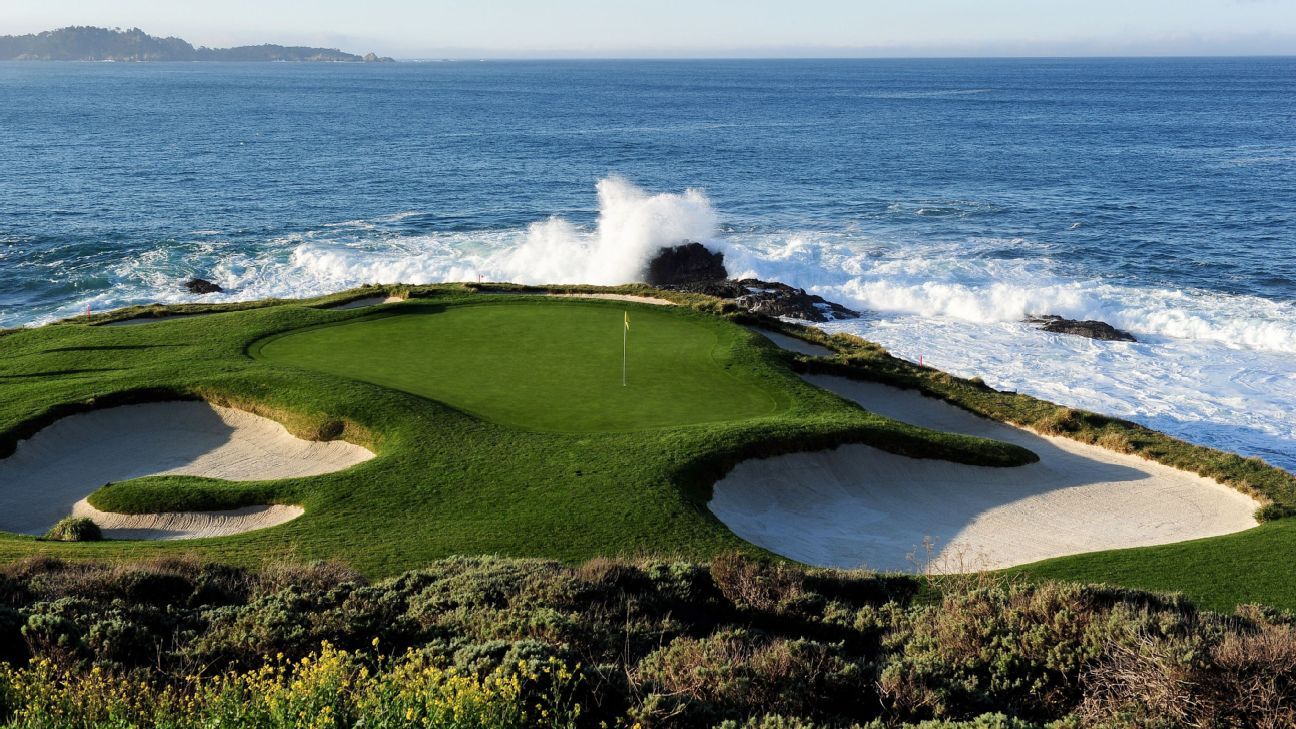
(1026, 314), (1136, 342)
(184, 277), (223, 294)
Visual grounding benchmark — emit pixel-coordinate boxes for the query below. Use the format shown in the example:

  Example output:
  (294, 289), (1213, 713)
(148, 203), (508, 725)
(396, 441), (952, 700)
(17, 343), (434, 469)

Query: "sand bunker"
(70, 500), (305, 541)
(0, 402), (373, 540)
(710, 372), (1259, 573)
(544, 292), (674, 306)
(486, 289), (675, 306)
(323, 295), (406, 310)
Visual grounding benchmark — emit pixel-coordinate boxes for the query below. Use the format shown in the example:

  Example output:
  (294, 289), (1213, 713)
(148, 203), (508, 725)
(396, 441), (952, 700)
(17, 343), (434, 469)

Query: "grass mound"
(254, 301), (787, 432)
(44, 517), (102, 542)
(88, 476), (280, 515)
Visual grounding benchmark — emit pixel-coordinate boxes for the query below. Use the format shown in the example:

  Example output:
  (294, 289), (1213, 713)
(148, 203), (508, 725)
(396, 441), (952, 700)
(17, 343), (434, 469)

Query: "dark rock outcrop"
(643, 242), (859, 322)
(184, 278), (223, 295)
(644, 242), (728, 286)
(729, 279), (859, 322)
(1026, 315), (1136, 342)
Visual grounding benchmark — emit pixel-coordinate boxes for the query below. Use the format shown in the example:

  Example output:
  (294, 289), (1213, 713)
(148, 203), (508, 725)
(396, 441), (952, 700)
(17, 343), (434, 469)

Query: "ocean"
(1, 58), (1293, 469)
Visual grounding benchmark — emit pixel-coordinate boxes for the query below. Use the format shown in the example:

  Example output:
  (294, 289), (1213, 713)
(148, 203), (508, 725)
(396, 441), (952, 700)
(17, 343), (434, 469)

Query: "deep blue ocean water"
(1, 58), (1294, 468)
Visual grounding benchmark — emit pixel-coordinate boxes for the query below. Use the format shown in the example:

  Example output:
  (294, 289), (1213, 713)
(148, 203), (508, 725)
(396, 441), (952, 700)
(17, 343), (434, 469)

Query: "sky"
(2, 0), (1295, 58)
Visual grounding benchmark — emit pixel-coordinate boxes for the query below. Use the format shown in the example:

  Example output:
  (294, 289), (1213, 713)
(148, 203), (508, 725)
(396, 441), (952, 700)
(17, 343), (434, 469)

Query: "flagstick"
(622, 314), (627, 387)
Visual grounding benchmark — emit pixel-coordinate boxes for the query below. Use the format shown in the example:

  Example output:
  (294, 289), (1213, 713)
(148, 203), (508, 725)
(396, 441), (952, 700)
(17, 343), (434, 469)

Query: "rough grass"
(42, 518), (101, 543)
(0, 287), (1030, 577)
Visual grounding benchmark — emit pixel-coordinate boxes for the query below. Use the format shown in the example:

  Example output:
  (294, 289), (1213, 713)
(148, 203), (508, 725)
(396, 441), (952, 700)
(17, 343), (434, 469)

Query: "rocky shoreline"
(644, 242), (860, 322)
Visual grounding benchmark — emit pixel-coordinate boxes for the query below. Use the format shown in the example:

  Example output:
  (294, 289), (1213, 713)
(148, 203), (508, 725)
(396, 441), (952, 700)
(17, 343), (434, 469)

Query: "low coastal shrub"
(0, 556), (1287, 727)
(40, 518), (100, 543)
(633, 629), (866, 725)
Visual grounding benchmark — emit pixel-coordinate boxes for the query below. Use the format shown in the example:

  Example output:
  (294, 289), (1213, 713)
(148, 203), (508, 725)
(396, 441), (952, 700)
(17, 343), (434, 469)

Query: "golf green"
(253, 301), (788, 432)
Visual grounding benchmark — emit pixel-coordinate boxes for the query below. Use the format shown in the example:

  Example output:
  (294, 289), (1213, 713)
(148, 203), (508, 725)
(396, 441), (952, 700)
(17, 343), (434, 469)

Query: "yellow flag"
(624, 311), (630, 331)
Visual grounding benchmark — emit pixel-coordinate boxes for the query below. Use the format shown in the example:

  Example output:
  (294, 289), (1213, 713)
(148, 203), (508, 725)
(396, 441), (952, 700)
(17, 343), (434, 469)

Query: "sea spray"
(490, 176), (719, 285)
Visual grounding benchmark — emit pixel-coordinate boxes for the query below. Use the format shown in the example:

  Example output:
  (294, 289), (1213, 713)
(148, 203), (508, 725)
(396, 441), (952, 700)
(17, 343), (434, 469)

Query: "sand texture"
(322, 295), (406, 310)
(710, 371), (1259, 573)
(0, 402), (373, 539)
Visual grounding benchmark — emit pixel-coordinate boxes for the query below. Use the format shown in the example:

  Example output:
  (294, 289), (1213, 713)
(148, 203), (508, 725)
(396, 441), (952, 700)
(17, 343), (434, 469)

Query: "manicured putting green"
(254, 302), (786, 432)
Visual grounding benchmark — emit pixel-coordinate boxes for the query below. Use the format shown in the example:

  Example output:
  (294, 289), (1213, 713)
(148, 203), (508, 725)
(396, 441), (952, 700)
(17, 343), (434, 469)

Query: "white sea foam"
(723, 231), (1296, 470)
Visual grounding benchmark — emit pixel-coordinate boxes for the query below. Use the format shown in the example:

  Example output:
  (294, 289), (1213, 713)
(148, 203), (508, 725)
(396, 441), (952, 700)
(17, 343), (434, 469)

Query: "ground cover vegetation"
(0, 554), (1289, 728)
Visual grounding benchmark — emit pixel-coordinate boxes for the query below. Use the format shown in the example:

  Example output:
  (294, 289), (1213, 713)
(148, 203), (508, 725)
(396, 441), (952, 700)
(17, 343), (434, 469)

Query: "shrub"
(879, 582), (1128, 722)
(711, 554), (806, 614)
(633, 628), (867, 726)
(0, 642), (585, 729)
(252, 559), (363, 596)
(1080, 620), (1296, 728)
(42, 517), (101, 542)
(85, 615), (155, 666)
(3, 555), (1296, 726)
(1255, 503), (1294, 522)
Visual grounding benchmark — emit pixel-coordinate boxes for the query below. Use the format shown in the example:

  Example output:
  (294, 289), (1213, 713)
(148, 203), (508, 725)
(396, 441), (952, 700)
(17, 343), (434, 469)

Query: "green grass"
(0, 287), (1029, 579)
(6, 284), (1293, 612)
(88, 476), (283, 514)
(252, 302), (786, 432)
(1009, 520), (1296, 614)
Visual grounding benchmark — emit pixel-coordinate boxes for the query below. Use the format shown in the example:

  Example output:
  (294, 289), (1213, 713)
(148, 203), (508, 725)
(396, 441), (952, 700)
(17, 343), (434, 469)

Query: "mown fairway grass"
(0, 288), (1030, 578)
(252, 302), (786, 432)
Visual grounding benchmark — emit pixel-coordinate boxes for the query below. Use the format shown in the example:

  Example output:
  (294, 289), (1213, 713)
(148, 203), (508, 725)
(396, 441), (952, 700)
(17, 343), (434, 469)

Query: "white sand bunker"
(488, 289), (674, 306)
(0, 402), (374, 540)
(544, 292), (674, 306)
(711, 374), (1259, 573)
(323, 295), (406, 310)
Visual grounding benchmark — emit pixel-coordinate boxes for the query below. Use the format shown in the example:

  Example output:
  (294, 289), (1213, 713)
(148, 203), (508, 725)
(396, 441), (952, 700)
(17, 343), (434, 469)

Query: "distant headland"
(0, 26), (395, 62)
